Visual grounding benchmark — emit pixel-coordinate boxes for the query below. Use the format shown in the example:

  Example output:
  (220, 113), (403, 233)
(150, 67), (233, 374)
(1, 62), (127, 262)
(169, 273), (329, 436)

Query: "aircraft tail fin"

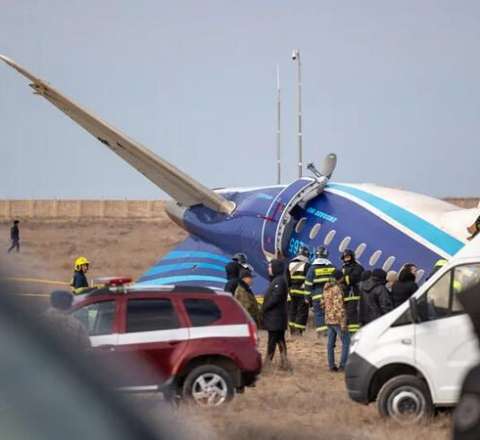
(0, 54), (235, 215)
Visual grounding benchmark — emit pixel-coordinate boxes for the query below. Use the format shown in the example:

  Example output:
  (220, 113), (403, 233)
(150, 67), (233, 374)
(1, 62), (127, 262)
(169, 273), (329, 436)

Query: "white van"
(345, 237), (480, 423)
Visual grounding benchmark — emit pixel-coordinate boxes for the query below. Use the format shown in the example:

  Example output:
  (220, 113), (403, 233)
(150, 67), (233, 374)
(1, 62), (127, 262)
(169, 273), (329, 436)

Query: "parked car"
(345, 237), (480, 424)
(70, 279), (262, 407)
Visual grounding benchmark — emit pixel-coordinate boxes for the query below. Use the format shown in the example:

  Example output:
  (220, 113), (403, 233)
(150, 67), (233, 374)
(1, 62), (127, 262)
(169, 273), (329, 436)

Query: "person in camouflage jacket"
(322, 270), (350, 372)
(234, 267), (260, 325)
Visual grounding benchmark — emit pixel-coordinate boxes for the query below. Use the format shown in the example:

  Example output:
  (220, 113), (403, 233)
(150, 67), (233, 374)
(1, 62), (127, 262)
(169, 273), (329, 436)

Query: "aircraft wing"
(0, 55), (235, 215)
(136, 235), (269, 294)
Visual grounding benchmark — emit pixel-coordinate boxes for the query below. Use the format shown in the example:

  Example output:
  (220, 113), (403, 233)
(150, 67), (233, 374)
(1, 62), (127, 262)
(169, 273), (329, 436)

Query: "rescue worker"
(7, 219), (20, 253)
(224, 253), (247, 295)
(262, 258), (291, 370)
(305, 246), (336, 336)
(340, 249), (364, 334)
(361, 269), (392, 324)
(427, 258), (448, 280)
(287, 245), (310, 335)
(44, 290), (91, 350)
(234, 266), (260, 325)
(71, 256), (90, 295)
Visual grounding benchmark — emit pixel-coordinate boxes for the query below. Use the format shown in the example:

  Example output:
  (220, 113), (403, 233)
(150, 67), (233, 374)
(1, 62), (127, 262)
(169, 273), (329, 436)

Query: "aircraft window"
(416, 269), (425, 283)
(383, 256), (396, 272)
(295, 217), (307, 234)
(369, 250), (383, 266)
(338, 236), (351, 252)
(324, 230), (336, 246)
(355, 243), (367, 259)
(309, 223), (322, 240)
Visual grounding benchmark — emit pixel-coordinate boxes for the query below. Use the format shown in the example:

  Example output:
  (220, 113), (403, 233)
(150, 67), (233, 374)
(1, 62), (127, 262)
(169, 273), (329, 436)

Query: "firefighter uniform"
(287, 255), (310, 334)
(341, 250), (364, 334)
(70, 256), (91, 295)
(306, 257), (336, 334)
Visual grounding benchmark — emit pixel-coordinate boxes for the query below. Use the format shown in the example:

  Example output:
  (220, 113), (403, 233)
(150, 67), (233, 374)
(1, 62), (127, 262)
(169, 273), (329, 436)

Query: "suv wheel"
(182, 364), (234, 407)
(377, 374), (434, 424)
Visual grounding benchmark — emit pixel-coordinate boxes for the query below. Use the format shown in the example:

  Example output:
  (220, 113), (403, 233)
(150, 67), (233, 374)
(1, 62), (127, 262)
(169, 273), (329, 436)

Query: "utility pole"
(276, 65), (281, 184)
(292, 49), (303, 178)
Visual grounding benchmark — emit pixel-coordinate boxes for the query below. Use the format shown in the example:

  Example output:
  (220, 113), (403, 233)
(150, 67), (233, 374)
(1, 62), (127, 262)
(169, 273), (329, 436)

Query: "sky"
(1, 0), (480, 199)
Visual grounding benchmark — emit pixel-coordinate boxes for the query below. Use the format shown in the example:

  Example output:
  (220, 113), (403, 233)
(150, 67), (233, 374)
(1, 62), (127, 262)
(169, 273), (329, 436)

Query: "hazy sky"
(1, 0), (480, 199)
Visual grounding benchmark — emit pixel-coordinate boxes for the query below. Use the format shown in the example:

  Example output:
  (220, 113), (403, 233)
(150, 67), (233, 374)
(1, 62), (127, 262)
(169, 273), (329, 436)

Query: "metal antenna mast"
(276, 65), (281, 184)
(292, 49), (303, 178)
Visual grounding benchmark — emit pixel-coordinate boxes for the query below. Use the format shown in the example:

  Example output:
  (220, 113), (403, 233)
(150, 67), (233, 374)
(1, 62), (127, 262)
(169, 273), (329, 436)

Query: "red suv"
(70, 281), (262, 406)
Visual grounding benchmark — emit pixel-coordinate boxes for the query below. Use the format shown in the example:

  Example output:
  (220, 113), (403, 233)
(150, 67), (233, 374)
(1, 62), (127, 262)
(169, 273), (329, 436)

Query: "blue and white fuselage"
(138, 179), (472, 293)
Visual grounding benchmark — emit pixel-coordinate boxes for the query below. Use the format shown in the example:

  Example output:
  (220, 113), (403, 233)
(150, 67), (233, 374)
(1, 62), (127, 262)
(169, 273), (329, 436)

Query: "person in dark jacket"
(224, 253), (247, 295)
(7, 220), (20, 253)
(261, 259), (291, 370)
(358, 270), (371, 325)
(361, 269), (393, 324)
(391, 266), (418, 308)
(341, 249), (364, 334)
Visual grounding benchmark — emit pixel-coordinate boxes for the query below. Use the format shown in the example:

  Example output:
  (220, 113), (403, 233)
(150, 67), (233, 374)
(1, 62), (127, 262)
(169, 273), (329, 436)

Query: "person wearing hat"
(340, 249), (364, 334)
(361, 268), (393, 324)
(305, 246), (337, 336)
(234, 265), (260, 325)
(322, 270), (350, 372)
(224, 253), (248, 295)
(44, 290), (91, 350)
(287, 245), (311, 336)
(71, 256), (91, 295)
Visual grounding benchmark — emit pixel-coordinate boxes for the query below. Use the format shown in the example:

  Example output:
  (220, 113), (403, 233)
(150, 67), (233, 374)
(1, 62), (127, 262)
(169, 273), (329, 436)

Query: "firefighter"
(305, 246), (336, 336)
(340, 249), (364, 334)
(287, 245), (310, 335)
(426, 258), (448, 280)
(71, 256), (90, 295)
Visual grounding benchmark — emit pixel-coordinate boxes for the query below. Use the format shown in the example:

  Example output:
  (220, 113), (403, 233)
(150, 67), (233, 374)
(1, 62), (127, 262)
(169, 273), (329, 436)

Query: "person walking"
(7, 220), (20, 253)
(322, 270), (350, 372)
(287, 245), (310, 335)
(44, 290), (91, 350)
(224, 253), (247, 295)
(71, 256), (91, 295)
(305, 247), (336, 336)
(340, 249), (364, 334)
(261, 259), (291, 370)
(234, 266), (260, 325)
(361, 269), (393, 324)
(391, 266), (418, 308)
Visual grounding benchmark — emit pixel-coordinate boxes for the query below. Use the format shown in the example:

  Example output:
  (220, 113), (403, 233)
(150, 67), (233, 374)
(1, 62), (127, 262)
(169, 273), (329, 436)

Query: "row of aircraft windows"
(295, 218), (425, 282)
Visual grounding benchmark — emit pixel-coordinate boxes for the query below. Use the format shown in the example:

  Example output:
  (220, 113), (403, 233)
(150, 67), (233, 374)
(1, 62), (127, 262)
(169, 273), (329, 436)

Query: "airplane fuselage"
(153, 179), (467, 292)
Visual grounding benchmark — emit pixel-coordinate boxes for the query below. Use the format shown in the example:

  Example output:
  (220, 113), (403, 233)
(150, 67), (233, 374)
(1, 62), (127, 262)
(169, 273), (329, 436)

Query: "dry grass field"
(0, 216), (451, 439)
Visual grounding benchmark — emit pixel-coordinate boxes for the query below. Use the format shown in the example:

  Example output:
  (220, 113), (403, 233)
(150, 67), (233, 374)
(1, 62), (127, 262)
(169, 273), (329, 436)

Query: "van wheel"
(377, 374), (434, 424)
(182, 364), (234, 407)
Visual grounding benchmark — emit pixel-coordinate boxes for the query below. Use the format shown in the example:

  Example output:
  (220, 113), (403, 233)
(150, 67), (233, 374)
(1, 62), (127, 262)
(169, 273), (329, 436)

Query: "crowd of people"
(224, 247), (436, 373)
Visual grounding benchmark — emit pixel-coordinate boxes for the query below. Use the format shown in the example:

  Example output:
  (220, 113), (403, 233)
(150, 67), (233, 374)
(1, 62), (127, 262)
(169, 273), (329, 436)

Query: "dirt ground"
(0, 218), (451, 439)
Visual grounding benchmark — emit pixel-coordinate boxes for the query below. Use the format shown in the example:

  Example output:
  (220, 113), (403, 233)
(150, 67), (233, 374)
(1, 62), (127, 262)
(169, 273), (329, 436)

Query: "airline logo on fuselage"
(306, 207), (338, 223)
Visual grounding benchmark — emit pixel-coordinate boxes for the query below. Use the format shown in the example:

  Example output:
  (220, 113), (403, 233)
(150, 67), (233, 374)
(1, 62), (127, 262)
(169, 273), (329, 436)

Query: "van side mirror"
(409, 297), (421, 323)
